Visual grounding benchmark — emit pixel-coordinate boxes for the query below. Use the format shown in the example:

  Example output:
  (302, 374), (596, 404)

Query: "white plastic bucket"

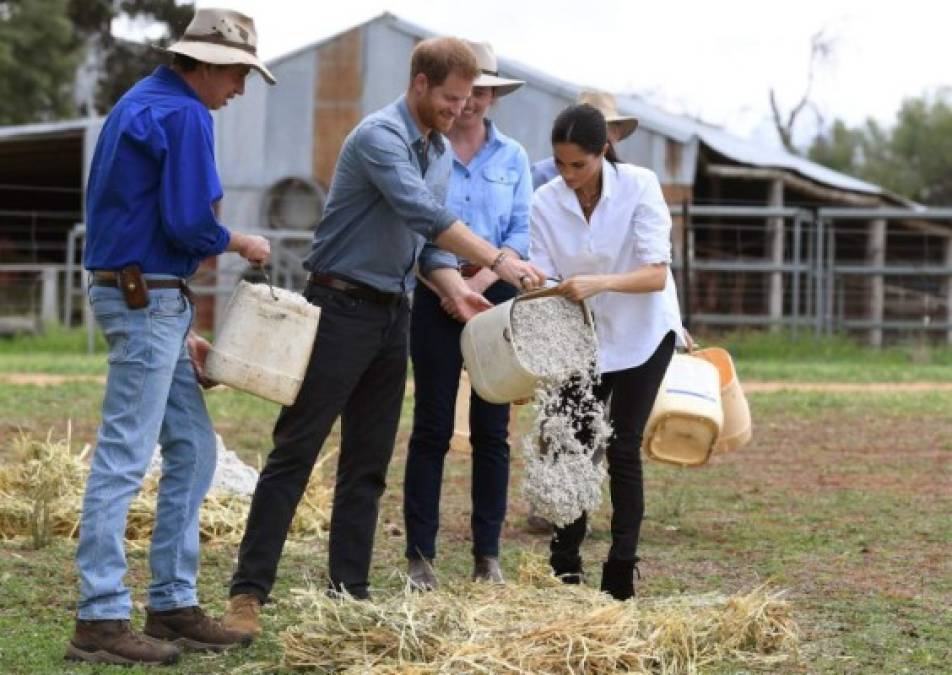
(642, 353), (723, 467)
(694, 347), (752, 453)
(461, 293), (594, 404)
(206, 281), (321, 406)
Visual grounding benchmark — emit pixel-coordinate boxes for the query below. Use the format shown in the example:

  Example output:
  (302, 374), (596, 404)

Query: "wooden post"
(945, 238), (952, 346)
(40, 266), (59, 326)
(866, 219), (886, 347)
(767, 178), (784, 331)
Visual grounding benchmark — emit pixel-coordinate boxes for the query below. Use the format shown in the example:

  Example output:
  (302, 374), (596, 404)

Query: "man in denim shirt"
(225, 37), (545, 634)
(68, 8), (272, 667)
(403, 41), (530, 590)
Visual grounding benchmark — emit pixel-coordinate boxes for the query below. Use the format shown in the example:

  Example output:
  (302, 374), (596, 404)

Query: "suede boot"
(599, 557), (639, 601)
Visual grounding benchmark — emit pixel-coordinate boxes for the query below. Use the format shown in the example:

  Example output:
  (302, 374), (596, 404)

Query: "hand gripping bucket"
(642, 353), (724, 467)
(693, 347), (752, 453)
(460, 292), (594, 404)
(205, 281), (321, 406)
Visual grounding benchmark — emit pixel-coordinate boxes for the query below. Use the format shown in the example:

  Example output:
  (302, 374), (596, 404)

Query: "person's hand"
(464, 269), (495, 295)
(236, 233), (271, 265)
(555, 275), (608, 302)
(187, 333), (217, 389)
(440, 291), (492, 323)
(682, 327), (696, 352)
(494, 255), (547, 291)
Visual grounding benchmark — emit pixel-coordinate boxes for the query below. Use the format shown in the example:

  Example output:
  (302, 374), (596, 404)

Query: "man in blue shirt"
(68, 8), (272, 667)
(402, 41), (530, 590)
(225, 37), (545, 633)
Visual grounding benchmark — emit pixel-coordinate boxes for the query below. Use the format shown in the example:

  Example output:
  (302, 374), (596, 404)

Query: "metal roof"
(382, 13), (890, 199)
(0, 117), (99, 142)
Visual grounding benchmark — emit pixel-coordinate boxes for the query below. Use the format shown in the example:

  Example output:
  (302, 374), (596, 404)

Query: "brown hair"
(410, 37), (480, 86)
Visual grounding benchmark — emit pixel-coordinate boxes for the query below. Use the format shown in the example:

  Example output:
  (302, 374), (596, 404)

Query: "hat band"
(481, 68), (499, 77)
(180, 33), (258, 56)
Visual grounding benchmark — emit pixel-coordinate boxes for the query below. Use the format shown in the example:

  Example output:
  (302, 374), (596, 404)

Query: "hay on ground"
(280, 552), (798, 674)
(0, 430), (334, 545)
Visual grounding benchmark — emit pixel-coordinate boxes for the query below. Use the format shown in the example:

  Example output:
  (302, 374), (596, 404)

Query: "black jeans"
(403, 281), (516, 560)
(230, 282), (410, 601)
(550, 331), (675, 565)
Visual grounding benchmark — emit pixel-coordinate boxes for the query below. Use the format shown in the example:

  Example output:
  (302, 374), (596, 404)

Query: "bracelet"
(489, 250), (508, 272)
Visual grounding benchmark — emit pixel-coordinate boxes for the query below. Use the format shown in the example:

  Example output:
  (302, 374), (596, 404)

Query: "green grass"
(1, 369), (950, 672)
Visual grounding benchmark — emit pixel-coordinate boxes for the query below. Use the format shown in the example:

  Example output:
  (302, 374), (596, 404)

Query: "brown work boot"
(144, 605), (252, 651)
(65, 619), (181, 666)
(222, 593), (263, 637)
(473, 555), (505, 584)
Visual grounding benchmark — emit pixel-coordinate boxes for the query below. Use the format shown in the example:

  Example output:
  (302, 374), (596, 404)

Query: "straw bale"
(280, 553), (798, 674)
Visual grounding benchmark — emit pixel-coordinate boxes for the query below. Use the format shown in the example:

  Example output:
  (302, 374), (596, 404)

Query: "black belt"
(92, 272), (194, 303)
(309, 273), (403, 306)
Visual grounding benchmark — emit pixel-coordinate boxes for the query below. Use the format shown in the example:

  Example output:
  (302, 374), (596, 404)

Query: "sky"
(119, 0), (950, 149)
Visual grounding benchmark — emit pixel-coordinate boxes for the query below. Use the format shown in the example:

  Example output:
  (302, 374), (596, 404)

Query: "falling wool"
(510, 297), (610, 527)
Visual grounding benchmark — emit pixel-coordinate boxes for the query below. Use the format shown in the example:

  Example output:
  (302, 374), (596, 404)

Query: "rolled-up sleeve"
(529, 197), (559, 279)
(356, 124), (457, 241)
(631, 172), (672, 265)
(157, 105), (230, 258)
(418, 242), (459, 277)
(500, 148), (532, 259)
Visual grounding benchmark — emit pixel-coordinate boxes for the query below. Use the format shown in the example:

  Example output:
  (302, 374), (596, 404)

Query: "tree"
(769, 28), (837, 154)
(808, 89), (952, 205)
(69, 0), (194, 114)
(0, 0), (81, 124)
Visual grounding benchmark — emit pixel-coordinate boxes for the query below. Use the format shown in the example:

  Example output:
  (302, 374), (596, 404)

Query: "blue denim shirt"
(84, 66), (230, 277)
(531, 156), (559, 191)
(418, 120), (532, 276)
(304, 95), (457, 293)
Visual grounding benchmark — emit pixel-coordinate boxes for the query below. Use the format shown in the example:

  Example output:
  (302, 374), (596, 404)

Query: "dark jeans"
(551, 331), (675, 565)
(230, 282), (410, 601)
(404, 281), (516, 560)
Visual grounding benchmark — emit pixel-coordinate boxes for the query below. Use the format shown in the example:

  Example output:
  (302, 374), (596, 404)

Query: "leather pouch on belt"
(118, 264), (149, 309)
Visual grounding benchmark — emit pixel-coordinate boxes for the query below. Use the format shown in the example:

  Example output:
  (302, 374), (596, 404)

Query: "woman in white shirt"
(530, 103), (685, 600)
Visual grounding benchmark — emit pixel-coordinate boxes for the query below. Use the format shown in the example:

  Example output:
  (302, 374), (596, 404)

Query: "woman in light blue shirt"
(405, 41), (531, 589)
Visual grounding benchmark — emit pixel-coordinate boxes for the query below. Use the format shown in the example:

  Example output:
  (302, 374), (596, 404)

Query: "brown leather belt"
(92, 272), (193, 302)
(460, 264), (484, 279)
(309, 273), (403, 306)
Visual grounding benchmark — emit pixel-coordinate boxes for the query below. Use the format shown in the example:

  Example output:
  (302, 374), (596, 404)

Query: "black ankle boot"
(600, 557), (638, 600)
(550, 552), (583, 584)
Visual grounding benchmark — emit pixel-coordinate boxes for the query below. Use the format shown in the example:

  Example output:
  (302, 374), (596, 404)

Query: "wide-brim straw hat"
(164, 8), (276, 85)
(466, 40), (524, 97)
(577, 90), (638, 139)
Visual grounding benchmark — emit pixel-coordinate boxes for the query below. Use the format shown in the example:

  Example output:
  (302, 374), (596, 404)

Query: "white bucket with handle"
(642, 353), (723, 467)
(205, 281), (321, 406)
(461, 290), (595, 404)
(694, 347), (752, 454)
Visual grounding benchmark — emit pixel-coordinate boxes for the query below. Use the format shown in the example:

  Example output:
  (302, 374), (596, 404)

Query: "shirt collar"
(555, 157), (616, 216)
(396, 95), (446, 155)
(152, 66), (205, 105)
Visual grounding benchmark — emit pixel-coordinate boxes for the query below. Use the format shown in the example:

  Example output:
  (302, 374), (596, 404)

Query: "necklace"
(575, 177), (602, 215)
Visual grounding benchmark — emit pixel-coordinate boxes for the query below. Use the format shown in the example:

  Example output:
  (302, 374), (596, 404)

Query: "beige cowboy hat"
(164, 8), (276, 85)
(466, 41), (524, 97)
(577, 90), (638, 140)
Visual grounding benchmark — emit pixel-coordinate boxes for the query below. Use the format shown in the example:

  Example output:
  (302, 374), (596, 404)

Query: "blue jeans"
(76, 284), (216, 620)
(403, 281), (516, 561)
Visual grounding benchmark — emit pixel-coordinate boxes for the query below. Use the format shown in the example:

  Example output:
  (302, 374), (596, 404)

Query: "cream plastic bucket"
(460, 293), (593, 404)
(206, 281), (321, 406)
(642, 353), (724, 467)
(693, 347), (752, 453)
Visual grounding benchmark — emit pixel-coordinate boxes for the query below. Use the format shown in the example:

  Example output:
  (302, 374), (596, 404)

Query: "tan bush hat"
(165, 8), (276, 85)
(466, 41), (524, 97)
(577, 90), (638, 139)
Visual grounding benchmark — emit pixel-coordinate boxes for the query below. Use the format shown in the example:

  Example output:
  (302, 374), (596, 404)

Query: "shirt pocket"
(481, 167), (517, 228)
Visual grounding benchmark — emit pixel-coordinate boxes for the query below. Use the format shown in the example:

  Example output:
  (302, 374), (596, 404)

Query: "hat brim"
(472, 73), (524, 97)
(605, 116), (638, 140)
(164, 40), (276, 85)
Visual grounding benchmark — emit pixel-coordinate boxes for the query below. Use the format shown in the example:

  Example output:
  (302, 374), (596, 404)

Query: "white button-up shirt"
(530, 159), (685, 373)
